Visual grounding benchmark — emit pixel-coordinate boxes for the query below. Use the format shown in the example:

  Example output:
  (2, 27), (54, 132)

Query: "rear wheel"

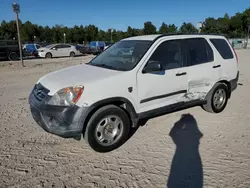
(8, 52), (19, 61)
(70, 52), (75, 57)
(84, 105), (130, 153)
(202, 83), (229, 113)
(45, 53), (52, 59)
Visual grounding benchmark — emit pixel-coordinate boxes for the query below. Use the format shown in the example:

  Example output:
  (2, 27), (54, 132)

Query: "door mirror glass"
(143, 61), (163, 73)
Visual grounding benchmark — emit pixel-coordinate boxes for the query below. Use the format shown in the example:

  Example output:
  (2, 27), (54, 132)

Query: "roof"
(122, 33), (225, 41)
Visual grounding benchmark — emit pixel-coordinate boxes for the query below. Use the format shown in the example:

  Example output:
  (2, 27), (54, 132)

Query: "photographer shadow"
(167, 113), (203, 188)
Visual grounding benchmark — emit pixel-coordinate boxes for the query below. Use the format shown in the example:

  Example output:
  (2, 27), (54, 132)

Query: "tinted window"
(148, 40), (183, 70)
(210, 39), (234, 59)
(7, 41), (18, 45)
(53, 45), (60, 49)
(184, 38), (214, 66)
(62, 44), (71, 48)
(90, 41), (96, 47)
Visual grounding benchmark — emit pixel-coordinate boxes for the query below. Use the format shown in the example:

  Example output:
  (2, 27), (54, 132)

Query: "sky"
(0, 0), (248, 31)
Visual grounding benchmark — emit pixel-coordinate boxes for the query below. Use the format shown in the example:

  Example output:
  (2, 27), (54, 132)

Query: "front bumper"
(38, 52), (46, 58)
(28, 83), (87, 138)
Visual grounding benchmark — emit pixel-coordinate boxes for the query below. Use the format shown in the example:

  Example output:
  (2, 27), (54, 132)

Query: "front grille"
(33, 83), (50, 101)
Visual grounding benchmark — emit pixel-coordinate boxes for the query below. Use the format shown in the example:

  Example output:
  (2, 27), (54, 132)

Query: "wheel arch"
(81, 97), (139, 135)
(218, 80), (231, 98)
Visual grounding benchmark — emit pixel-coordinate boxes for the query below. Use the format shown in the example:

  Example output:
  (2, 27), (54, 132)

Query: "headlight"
(39, 50), (44, 52)
(48, 86), (84, 106)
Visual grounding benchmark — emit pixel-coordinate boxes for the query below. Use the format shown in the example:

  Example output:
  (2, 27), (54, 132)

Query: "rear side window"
(184, 38), (214, 66)
(62, 44), (71, 48)
(210, 39), (234, 59)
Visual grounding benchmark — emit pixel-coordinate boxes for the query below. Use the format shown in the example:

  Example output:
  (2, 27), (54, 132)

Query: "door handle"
(176, 72), (187, 76)
(213, 65), (221, 68)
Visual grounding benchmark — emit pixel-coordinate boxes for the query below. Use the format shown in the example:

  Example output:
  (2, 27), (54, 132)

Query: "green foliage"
(0, 7), (249, 43)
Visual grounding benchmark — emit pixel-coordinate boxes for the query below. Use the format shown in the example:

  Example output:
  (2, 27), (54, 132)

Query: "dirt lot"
(0, 51), (250, 188)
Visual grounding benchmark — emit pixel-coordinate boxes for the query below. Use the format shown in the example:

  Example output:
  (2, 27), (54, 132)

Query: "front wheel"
(84, 105), (130, 153)
(202, 83), (229, 113)
(45, 53), (52, 59)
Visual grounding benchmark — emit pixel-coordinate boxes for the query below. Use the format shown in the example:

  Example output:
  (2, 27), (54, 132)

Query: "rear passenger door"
(209, 38), (238, 81)
(60, 44), (71, 56)
(183, 38), (221, 99)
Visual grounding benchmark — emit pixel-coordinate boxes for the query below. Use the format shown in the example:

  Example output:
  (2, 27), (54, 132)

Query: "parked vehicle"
(29, 34), (239, 153)
(23, 43), (42, 57)
(0, 40), (20, 61)
(77, 44), (90, 55)
(104, 41), (113, 50)
(88, 41), (107, 55)
(37, 43), (81, 58)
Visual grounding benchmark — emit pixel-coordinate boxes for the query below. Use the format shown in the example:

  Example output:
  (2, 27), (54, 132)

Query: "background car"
(37, 43), (82, 58)
(0, 40), (21, 61)
(103, 41), (113, 50)
(22, 43), (42, 57)
(88, 41), (107, 55)
(76, 43), (90, 55)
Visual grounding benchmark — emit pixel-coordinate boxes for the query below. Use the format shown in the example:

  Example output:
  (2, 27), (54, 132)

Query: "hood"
(37, 64), (122, 95)
(37, 47), (49, 52)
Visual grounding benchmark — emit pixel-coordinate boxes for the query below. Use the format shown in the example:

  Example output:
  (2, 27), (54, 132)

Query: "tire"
(84, 105), (130, 153)
(202, 83), (229, 113)
(45, 53), (52, 59)
(70, 52), (75, 57)
(8, 52), (19, 61)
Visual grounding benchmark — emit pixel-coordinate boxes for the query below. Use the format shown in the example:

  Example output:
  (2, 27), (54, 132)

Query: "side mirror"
(143, 61), (163, 73)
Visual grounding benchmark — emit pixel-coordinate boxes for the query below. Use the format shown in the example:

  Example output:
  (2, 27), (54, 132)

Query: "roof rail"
(153, 33), (225, 42)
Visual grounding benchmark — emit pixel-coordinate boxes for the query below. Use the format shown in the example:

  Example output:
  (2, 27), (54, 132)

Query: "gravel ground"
(0, 51), (250, 188)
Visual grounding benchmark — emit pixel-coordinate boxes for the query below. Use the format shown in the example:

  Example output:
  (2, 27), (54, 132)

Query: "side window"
(56, 45), (63, 49)
(148, 40), (183, 70)
(62, 44), (71, 48)
(184, 38), (214, 66)
(210, 38), (234, 59)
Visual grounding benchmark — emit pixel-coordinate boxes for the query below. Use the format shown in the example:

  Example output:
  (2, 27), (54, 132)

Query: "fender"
(81, 97), (139, 133)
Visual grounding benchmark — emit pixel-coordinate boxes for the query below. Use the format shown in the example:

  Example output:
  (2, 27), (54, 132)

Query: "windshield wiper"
(88, 63), (125, 71)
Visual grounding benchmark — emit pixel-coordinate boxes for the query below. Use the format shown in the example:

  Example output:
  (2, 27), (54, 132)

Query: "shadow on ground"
(167, 113), (203, 188)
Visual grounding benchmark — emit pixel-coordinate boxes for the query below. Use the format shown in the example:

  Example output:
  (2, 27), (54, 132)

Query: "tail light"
(228, 39), (238, 64)
(233, 47), (238, 64)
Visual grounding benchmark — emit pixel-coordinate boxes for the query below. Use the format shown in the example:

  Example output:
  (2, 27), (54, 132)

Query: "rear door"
(183, 37), (220, 100)
(209, 38), (238, 81)
(60, 44), (72, 56)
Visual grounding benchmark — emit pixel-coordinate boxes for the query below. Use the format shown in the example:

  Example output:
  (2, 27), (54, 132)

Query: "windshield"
(87, 40), (152, 71)
(45, 44), (54, 48)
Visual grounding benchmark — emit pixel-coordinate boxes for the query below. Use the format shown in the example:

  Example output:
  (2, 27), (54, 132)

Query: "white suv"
(29, 34), (239, 152)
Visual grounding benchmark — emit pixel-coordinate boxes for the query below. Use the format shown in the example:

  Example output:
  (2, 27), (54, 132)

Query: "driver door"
(137, 39), (188, 113)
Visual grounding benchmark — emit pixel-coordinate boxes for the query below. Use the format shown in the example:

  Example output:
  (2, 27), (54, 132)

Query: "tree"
(159, 22), (178, 34)
(143, 21), (156, 35)
(179, 22), (198, 33)
(159, 22), (168, 34)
